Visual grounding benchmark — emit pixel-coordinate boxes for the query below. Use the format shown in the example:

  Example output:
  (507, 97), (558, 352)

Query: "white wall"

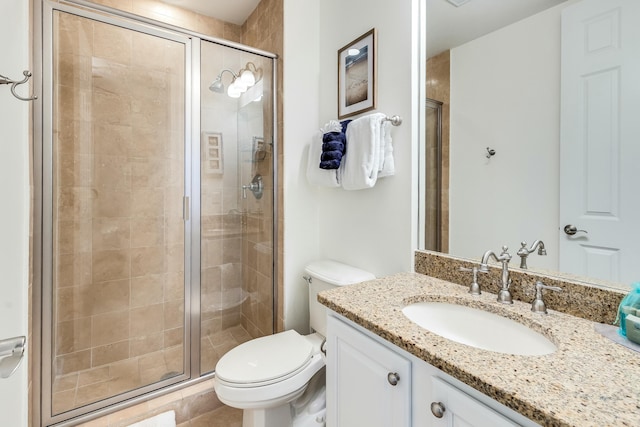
(449, 4), (567, 270)
(0, 0), (30, 425)
(316, 0), (416, 274)
(283, 0), (421, 331)
(282, 0), (322, 332)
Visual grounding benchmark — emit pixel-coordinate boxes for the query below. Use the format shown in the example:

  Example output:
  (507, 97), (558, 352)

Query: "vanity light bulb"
(232, 77), (248, 93)
(227, 83), (242, 98)
(347, 48), (360, 56)
(240, 69), (256, 87)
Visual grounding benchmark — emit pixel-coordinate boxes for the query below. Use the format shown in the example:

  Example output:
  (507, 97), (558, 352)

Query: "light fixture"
(209, 62), (262, 99)
(347, 48), (360, 56)
(446, 0), (471, 7)
(209, 69), (238, 94)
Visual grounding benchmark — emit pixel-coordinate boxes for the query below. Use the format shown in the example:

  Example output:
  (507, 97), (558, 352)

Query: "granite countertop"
(318, 272), (640, 427)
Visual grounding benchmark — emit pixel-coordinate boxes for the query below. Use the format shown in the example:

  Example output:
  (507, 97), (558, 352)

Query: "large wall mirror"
(421, 0), (640, 291)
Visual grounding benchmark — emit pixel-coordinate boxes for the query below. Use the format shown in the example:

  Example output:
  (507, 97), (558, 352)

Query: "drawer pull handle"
(430, 401), (446, 418)
(387, 372), (400, 386)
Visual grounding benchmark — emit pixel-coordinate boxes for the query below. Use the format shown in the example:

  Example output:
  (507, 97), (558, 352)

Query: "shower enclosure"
(35, 2), (276, 425)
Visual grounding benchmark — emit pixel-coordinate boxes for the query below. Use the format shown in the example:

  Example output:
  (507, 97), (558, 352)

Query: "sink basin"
(402, 302), (557, 356)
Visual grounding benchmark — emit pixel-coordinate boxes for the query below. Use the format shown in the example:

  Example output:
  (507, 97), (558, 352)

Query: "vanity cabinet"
(326, 312), (539, 427)
(326, 314), (412, 427)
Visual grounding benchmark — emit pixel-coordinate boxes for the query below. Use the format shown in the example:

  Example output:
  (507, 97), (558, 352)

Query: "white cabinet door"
(326, 315), (411, 427)
(431, 377), (519, 427)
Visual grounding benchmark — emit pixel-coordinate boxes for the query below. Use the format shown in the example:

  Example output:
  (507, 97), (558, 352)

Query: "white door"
(559, 0), (640, 285)
(0, 0), (30, 425)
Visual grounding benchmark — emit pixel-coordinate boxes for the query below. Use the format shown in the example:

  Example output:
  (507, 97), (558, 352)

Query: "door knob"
(563, 224), (588, 236)
(430, 401), (446, 418)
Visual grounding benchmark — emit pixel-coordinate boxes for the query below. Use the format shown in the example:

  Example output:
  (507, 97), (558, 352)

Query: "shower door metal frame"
(424, 98), (443, 252)
(32, 0), (279, 425)
(38, 2), (194, 425)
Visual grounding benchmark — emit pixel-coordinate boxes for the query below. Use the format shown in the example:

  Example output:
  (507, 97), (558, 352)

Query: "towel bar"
(383, 115), (402, 126)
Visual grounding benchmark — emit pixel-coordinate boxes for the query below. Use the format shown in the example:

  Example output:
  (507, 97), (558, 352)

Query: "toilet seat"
(216, 330), (314, 387)
(213, 331), (326, 410)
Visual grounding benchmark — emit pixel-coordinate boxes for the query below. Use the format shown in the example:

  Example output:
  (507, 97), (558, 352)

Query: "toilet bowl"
(213, 260), (375, 427)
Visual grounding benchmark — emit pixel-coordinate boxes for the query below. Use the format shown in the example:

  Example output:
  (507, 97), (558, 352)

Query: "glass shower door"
(199, 40), (274, 374)
(47, 7), (188, 419)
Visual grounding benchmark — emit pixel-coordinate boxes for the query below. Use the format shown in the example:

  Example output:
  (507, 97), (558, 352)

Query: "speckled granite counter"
(318, 273), (640, 427)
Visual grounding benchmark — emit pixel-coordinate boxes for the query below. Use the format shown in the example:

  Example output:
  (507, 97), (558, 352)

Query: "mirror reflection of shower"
(209, 62), (262, 98)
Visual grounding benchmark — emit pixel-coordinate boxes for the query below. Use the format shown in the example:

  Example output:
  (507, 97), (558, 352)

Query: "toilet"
(213, 260), (375, 427)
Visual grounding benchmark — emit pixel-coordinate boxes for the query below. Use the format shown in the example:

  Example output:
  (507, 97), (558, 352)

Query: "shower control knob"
(387, 372), (400, 386)
(430, 401), (446, 418)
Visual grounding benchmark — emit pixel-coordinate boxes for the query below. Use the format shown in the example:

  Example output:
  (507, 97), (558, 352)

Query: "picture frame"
(201, 132), (223, 174)
(338, 28), (377, 119)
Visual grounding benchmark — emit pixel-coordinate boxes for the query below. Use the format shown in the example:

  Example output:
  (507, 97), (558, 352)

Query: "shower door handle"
(0, 336), (26, 379)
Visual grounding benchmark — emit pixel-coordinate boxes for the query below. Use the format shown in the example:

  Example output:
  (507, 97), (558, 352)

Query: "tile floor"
(54, 324), (252, 420)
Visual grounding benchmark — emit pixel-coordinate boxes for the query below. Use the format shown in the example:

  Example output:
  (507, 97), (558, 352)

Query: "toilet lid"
(215, 330), (313, 385)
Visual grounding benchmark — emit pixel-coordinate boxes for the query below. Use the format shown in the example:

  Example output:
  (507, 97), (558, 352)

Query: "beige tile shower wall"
(241, 0), (284, 333)
(426, 51), (450, 253)
(237, 59), (275, 339)
(83, 0), (282, 334)
(52, 11), (185, 411)
(86, 0), (242, 42)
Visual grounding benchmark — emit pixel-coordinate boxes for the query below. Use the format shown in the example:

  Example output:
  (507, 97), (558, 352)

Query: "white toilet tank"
(304, 260), (375, 337)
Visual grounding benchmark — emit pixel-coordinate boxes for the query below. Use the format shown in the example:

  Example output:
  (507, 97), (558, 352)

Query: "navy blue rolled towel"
(322, 141), (345, 152)
(321, 151), (343, 161)
(319, 159), (341, 169)
(318, 119), (352, 169)
(322, 132), (346, 144)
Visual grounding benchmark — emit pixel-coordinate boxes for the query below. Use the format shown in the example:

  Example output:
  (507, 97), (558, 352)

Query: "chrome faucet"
(479, 246), (513, 304)
(516, 240), (547, 269)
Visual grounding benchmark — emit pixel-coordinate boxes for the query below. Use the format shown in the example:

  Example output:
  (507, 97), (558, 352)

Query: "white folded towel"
(127, 410), (176, 427)
(378, 120), (395, 177)
(306, 131), (341, 188)
(341, 113), (394, 190)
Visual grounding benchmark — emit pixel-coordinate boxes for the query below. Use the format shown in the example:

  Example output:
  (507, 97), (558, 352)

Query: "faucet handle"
(459, 266), (486, 296)
(531, 281), (562, 314)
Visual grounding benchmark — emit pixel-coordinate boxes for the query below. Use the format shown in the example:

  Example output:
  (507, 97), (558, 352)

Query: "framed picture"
(338, 28), (377, 119)
(201, 132), (223, 174)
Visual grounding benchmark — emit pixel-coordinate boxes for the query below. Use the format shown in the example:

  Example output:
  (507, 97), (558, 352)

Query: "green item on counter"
(625, 314), (640, 345)
(616, 282), (640, 337)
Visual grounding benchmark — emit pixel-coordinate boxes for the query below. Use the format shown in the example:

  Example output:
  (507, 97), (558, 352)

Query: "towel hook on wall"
(0, 70), (37, 101)
(486, 147), (496, 159)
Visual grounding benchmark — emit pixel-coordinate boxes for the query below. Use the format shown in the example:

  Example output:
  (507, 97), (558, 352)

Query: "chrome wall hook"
(0, 70), (37, 101)
(486, 147), (496, 158)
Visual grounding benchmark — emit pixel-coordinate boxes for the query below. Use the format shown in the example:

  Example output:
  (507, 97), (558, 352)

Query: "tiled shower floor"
(52, 324), (253, 415)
